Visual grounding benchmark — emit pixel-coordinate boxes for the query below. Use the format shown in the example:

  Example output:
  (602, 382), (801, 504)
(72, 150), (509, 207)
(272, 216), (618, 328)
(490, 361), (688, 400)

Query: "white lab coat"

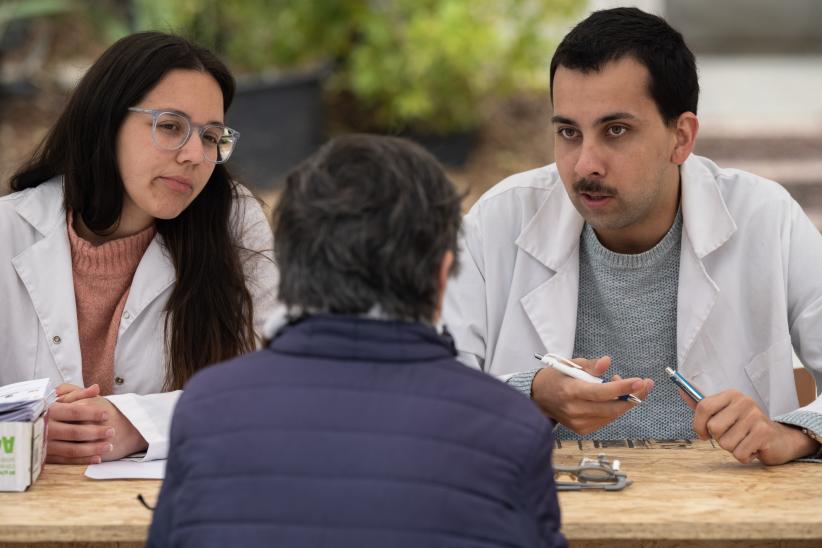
(0, 178), (281, 460)
(443, 155), (822, 418)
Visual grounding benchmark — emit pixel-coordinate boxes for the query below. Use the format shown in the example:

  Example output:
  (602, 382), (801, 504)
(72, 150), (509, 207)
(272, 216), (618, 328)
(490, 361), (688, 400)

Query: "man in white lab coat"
(443, 7), (822, 464)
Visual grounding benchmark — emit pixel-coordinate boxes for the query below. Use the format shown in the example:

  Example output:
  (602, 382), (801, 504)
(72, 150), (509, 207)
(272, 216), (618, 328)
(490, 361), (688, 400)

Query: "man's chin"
(578, 211), (633, 233)
(571, 199), (617, 226)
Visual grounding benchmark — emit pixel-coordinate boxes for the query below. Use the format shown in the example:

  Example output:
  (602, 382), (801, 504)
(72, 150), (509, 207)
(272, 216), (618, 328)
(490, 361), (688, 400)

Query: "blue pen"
(664, 367), (704, 402)
(534, 353), (643, 404)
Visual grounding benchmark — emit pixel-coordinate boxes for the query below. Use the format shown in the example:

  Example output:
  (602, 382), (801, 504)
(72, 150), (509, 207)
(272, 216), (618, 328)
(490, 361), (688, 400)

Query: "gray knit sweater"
(555, 211), (695, 439)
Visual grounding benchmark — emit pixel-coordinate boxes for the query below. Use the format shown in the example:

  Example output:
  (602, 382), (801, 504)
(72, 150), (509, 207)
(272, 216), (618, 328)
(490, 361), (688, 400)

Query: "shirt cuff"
(774, 409), (822, 461)
(105, 392), (181, 462)
(505, 368), (542, 398)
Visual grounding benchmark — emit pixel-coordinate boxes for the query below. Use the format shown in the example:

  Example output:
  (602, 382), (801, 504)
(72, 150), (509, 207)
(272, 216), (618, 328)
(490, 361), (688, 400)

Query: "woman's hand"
(56, 383), (100, 403)
(47, 386), (148, 464)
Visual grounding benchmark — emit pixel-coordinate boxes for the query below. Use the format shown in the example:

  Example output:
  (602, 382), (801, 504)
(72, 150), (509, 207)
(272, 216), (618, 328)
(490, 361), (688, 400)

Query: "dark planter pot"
(0, 19), (45, 97)
(400, 129), (479, 168)
(226, 70), (325, 189)
(324, 91), (479, 168)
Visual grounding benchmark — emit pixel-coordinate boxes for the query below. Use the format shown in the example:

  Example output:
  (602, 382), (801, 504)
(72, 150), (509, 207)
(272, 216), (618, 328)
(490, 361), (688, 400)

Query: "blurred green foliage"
(0, 0), (73, 35)
(130, 0), (358, 72)
(336, 0), (581, 132)
(71, 0), (583, 133)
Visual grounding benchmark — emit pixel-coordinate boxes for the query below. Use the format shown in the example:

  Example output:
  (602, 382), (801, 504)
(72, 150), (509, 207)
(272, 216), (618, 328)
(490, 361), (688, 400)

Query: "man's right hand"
(531, 356), (654, 435)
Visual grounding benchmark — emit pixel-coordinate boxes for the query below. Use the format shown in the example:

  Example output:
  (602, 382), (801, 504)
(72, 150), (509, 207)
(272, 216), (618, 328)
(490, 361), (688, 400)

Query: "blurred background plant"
(326, 0), (578, 134)
(0, 0), (73, 95)
(0, 0), (71, 36)
(128, 0), (579, 134)
(129, 0), (353, 75)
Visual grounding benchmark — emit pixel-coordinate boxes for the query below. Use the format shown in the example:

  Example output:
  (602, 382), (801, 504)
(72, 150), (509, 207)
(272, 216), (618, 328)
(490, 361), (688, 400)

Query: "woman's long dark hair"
(10, 32), (256, 390)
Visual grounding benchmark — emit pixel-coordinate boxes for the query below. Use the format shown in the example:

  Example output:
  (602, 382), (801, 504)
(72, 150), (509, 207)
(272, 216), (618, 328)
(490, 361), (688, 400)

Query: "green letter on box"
(1, 436), (13, 454)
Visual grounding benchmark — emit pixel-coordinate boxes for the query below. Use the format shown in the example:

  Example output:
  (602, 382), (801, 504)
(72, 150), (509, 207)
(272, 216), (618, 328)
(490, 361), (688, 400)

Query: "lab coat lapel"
(11, 180), (82, 385)
(516, 183), (584, 357)
(676, 156), (737, 375)
(119, 234), (175, 336)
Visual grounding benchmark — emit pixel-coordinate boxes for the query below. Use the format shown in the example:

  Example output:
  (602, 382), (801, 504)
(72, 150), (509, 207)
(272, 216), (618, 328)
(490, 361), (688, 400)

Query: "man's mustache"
(573, 178), (618, 196)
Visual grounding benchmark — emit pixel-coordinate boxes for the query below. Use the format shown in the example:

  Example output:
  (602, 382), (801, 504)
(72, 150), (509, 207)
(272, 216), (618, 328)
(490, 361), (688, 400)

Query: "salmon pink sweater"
(67, 213), (156, 395)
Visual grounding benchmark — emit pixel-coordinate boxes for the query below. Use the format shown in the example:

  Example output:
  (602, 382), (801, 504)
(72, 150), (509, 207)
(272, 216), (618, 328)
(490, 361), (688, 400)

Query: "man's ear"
(437, 250), (455, 297)
(671, 112), (699, 165)
(433, 250), (455, 322)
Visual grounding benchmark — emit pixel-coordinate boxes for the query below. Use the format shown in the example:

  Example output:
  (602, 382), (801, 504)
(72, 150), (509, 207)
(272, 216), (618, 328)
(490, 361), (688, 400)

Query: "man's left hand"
(684, 389), (819, 465)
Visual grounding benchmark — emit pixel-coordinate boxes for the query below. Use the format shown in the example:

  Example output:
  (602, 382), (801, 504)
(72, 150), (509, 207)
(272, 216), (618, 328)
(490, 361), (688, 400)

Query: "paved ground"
(694, 54), (822, 226)
(697, 55), (822, 138)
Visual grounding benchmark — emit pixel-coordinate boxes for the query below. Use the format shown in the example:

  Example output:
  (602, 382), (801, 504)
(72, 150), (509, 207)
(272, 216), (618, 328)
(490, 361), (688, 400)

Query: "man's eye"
(607, 125), (628, 137)
(557, 127), (578, 140)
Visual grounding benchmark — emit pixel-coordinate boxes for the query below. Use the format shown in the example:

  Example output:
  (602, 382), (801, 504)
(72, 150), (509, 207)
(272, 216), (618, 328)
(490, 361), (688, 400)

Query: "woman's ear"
(671, 112), (699, 165)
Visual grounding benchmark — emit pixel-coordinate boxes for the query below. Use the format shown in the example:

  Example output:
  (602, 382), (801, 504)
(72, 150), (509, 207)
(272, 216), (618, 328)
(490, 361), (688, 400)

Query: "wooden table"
(1, 440), (820, 547)
(555, 439), (822, 548)
(0, 465), (159, 547)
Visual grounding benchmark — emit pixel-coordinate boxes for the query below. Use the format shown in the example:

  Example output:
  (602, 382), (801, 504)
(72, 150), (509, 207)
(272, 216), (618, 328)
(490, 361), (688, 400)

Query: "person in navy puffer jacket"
(147, 134), (567, 548)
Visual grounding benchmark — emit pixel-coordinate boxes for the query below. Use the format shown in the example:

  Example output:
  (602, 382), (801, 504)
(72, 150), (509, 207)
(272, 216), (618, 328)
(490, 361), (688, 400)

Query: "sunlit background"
(2, 0), (821, 216)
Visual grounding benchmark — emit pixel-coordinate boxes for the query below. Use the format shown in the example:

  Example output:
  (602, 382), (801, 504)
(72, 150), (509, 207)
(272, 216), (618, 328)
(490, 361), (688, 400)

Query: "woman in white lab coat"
(0, 32), (279, 463)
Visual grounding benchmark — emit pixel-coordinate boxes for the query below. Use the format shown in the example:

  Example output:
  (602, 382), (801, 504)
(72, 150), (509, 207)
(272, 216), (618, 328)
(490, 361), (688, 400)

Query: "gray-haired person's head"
(273, 134), (462, 322)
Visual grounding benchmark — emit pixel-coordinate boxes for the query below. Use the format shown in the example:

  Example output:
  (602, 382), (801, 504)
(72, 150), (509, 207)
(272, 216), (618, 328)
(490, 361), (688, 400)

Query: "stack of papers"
(85, 459), (166, 480)
(0, 378), (56, 422)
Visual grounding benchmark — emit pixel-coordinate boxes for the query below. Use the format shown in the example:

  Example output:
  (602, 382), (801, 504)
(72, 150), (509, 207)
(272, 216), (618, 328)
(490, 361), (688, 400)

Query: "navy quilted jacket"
(147, 315), (566, 548)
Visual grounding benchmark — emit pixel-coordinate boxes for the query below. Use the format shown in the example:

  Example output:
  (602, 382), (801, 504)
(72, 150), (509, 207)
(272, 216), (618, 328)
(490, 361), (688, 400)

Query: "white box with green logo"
(0, 412), (47, 492)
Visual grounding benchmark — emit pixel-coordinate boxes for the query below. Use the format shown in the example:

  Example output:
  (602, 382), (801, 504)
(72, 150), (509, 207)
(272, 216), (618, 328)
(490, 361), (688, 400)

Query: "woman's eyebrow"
(151, 107), (224, 125)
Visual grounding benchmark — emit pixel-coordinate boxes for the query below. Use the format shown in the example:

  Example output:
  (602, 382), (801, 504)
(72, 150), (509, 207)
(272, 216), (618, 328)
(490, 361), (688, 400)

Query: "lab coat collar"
(14, 178), (66, 236)
(680, 155), (737, 258)
(514, 177), (584, 272)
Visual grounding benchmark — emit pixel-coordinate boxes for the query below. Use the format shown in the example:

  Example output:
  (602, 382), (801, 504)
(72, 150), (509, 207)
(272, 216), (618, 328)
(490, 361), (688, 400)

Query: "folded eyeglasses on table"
(553, 453), (632, 491)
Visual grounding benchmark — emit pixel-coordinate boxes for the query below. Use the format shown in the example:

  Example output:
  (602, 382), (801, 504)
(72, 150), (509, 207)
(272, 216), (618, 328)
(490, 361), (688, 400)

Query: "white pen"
(533, 353), (643, 404)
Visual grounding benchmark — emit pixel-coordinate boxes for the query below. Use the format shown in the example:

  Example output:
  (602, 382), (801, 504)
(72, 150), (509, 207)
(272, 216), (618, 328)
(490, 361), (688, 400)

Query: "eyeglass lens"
(153, 112), (236, 163)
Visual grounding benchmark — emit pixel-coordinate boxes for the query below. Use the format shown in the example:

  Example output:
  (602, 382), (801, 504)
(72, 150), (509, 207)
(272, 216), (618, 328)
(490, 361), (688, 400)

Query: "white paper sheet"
(85, 459), (166, 480)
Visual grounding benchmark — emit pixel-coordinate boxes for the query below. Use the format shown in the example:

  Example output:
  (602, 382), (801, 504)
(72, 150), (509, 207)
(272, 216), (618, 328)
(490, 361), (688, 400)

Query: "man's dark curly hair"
(550, 7), (699, 124)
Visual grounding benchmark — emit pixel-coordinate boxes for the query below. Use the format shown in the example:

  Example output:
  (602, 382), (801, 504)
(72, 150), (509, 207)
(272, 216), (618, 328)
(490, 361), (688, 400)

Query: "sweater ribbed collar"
(67, 211), (156, 276)
(581, 208), (683, 269)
